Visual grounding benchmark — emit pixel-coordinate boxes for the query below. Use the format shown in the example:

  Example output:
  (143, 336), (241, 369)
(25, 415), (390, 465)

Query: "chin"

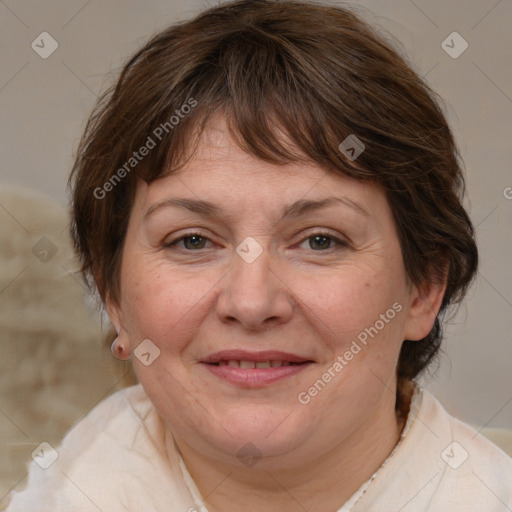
(192, 408), (316, 467)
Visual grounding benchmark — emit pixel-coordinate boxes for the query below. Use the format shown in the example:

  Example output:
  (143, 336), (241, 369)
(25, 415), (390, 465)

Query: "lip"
(199, 350), (314, 388)
(200, 350), (312, 364)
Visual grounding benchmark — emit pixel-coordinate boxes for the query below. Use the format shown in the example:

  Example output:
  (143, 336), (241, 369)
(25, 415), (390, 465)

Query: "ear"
(403, 278), (447, 341)
(105, 293), (129, 342)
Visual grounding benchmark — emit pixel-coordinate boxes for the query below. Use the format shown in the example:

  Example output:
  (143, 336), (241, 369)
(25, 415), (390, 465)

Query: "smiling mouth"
(200, 350), (314, 386)
(201, 349), (314, 367)
(202, 359), (313, 387)
(208, 360), (306, 368)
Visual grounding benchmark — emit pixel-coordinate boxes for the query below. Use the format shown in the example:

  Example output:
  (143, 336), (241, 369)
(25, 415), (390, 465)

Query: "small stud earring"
(111, 337), (131, 361)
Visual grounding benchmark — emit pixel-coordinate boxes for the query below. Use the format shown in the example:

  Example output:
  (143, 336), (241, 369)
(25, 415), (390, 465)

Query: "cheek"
(120, 259), (218, 348)
(304, 268), (403, 343)
(301, 272), (407, 400)
(304, 271), (406, 411)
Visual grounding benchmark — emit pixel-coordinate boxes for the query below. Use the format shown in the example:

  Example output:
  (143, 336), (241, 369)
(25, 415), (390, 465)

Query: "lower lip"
(201, 363), (312, 387)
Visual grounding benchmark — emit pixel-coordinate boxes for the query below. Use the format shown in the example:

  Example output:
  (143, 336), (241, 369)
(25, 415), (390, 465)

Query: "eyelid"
(162, 230), (215, 248)
(163, 229), (350, 253)
(297, 227), (351, 245)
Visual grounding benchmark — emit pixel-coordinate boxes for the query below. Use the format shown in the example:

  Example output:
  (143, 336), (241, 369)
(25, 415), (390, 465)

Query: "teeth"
(217, 360), (296, 368)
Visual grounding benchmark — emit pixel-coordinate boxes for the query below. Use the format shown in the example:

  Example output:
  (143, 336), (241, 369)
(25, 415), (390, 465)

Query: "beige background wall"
(1, 0), (510, 450)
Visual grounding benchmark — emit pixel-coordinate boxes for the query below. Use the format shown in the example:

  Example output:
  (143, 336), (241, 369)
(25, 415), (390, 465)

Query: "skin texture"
(108, 115), (446, 512)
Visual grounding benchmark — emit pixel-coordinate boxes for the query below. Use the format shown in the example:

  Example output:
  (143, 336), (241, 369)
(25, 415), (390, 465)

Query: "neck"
(171, 389), (410, 512)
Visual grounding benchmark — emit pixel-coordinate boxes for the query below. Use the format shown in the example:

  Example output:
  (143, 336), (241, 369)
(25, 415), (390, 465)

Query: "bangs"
(133, 23), (378, 184)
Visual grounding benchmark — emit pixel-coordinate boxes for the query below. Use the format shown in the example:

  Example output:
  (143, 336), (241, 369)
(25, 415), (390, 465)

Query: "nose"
(215, 244), (294, 331)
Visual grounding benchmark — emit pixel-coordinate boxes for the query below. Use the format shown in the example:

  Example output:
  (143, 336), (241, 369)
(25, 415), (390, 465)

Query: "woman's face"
(109, 115), (441, 469)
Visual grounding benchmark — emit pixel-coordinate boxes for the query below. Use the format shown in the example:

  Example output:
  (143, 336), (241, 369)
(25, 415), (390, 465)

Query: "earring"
(111, 337), (131, 361)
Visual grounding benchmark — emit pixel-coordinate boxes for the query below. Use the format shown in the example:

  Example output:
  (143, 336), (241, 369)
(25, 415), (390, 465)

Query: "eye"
(164, 233), (212, 250)
(299, 233), (347, 251)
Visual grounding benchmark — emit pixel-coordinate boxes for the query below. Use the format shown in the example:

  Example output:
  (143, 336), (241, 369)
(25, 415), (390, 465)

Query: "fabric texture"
(5, 383), (512, 511)
(0, 187), (126, 498)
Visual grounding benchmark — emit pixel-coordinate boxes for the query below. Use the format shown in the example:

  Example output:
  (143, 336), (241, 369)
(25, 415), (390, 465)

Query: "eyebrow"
(144, 196), (369, 221)
(282, 196), (369, 218)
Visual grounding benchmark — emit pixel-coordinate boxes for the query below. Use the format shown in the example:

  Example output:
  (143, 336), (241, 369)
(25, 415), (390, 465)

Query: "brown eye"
(181, 235), (208, 250)
(297, 232), (349, 252)
(308, 235), (333, 250)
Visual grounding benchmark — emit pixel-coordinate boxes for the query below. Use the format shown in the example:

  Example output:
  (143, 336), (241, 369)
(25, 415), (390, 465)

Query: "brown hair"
(69, 0), (478, 383)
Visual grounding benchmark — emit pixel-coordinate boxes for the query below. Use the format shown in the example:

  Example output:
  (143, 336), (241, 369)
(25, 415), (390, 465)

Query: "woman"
(6, 0), (511, 510)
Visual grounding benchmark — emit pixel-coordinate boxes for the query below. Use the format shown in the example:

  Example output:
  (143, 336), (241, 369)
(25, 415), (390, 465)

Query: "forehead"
(183, 115), (317, 176)
(166, 115), (348, 191)
(135, 114), (388, 222)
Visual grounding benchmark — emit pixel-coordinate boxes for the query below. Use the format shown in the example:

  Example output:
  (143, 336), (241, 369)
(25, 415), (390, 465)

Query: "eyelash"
(163, 231), (349, 252)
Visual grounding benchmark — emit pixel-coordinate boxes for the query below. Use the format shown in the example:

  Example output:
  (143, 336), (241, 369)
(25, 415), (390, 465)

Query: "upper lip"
(200, 350), (313, 364)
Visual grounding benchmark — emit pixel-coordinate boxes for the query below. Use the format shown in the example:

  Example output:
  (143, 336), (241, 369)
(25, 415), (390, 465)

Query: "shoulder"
(417, 388), (512, 510)
(421, 389), (512, 466)
(4, 385), (173, 511)
(63, 383), (158, 448)
(45, 383), (159, 460)
(356, 385), (512, 511)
